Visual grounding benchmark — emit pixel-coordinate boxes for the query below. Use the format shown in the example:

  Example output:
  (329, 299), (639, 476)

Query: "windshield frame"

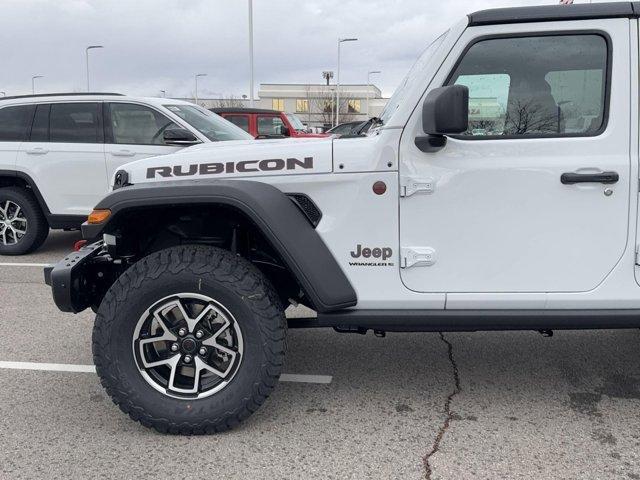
(378, 30), (449, 126)
(162, 104), (253, 142)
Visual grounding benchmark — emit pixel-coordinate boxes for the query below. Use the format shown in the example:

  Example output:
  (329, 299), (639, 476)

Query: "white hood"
(121, 137), (334, 185)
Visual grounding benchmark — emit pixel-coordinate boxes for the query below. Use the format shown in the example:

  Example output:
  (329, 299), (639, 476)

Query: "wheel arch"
(82, 180), (357, 313)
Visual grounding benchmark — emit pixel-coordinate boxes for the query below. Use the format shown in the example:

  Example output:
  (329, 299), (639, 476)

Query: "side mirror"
(279, 125), (290, 137)
(163, 128), (200, 146)
(416, 85), (469, 152)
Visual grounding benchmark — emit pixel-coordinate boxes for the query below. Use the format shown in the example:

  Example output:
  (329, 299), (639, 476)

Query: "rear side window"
(225, 115), (250, 133)
(49, 103), (101, 143)
(448, 34), (608, 138)
(0, 105), (35, 142)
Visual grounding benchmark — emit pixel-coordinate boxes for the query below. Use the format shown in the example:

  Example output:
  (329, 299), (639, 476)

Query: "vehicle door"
(0, 104), (34, 174)
(104, 102), (184, 183)
(399, 20), (630, 294)
(256, 114), (287, 139)
(16, 102), (107, 216)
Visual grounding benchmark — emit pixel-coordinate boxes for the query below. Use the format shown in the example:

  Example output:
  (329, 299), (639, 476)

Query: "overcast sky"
(0, 0), (609, 99)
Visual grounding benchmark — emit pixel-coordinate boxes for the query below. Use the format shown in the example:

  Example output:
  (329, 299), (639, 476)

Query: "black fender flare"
(82, 179), (357, 312)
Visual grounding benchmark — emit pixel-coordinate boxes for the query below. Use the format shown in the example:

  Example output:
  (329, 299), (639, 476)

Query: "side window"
(257, 115), (285, 136)
(0, 105), (35, 142)
(448, 34), (608, 137)
(50, 103), (101, 143)
(225, 115), (250, 133)
(109, 103), (179, 145)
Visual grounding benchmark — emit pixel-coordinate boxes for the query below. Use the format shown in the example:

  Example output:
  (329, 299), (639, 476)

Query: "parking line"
(0, 361), (332, 384)
(0, 262), (51, 267)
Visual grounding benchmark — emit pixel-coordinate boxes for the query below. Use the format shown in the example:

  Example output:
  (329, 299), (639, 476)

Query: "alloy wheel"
(132, 293), (244, 399)
(0, 200), (28, 246)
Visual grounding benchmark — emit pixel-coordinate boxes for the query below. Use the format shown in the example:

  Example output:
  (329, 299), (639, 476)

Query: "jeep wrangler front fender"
(81, 179), (357, 313)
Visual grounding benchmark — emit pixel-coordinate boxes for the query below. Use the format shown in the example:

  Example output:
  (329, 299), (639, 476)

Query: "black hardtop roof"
(211, 107), (281, 115)
(469, 2), (640, 26)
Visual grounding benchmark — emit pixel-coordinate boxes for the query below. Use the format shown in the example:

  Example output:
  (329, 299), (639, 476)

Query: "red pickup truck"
(211, 108), (328, 139)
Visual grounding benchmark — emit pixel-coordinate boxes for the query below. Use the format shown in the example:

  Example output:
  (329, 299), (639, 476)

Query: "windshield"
(378, 30), (449, 125)
(285, 113), (306, 131)
(163, 104), (252, 141)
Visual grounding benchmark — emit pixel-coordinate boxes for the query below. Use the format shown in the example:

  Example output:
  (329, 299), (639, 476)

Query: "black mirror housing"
(422, 85), (469, 135)
(163, 128), (199, 145)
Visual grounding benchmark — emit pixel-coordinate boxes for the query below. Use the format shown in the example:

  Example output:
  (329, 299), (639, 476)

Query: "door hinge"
(401, 247), (436, 268)
(400, 176), (435, 197)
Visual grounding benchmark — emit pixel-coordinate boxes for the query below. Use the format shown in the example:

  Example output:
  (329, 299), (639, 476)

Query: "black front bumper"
(44, 241), (106, 313)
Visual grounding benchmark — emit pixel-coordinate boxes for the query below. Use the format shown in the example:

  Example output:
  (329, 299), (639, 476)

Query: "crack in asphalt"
(423, 332), (461, 480)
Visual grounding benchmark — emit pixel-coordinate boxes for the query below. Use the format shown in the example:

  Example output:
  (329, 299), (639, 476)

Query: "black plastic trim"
(81, 179), (356, 313)
(468, 3), (639, 27)
(295, 309), (640, 332)
(0, 92), (124, 102)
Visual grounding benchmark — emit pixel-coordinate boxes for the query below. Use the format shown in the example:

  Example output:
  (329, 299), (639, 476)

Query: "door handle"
(111, 150), (136, 157)
(25, 147), (49, 155)
(561, 171), (619, 185)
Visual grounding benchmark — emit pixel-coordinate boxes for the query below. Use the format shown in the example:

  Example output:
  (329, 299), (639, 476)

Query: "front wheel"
(92, 245), (286, 434)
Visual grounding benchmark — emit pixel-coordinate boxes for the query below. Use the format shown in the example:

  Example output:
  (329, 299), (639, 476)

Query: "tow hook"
(538, 329), (553, 337)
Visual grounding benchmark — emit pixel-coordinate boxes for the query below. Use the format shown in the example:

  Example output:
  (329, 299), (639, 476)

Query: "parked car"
(45, 2), (636, 434)
(212, 107), (328, 139)
(327, 120), (373, 137)
(0, 93), (252, 254)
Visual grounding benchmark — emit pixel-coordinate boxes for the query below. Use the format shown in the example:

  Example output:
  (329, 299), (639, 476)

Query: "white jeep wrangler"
(46, 2), (640, 434)
(0, 93), (250, 254)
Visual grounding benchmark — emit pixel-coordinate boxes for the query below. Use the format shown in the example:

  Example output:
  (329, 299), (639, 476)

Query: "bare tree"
(213, 96), (246, 108)
(504, 99), (559, 135)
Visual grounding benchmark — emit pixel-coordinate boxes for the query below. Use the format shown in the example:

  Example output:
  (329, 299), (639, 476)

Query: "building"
(179, 82), (389, 131)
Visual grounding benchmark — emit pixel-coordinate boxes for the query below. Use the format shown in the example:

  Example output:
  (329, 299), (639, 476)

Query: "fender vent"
(287, 193), (322, 227)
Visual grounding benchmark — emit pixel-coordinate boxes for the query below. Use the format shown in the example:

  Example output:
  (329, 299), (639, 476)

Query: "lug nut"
(178, 328), (187, 337)
(195, 330), (204, 339)
(183, 355), (192, 363)
(170, 342), (179, 352)
(199, 347), (207, 356)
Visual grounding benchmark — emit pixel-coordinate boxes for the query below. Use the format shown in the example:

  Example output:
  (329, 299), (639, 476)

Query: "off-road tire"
(92, 244), (287, 434)
(0, 187), (49, 255)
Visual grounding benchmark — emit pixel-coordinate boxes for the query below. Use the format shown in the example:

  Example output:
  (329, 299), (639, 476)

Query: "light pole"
(31, 75), (43, 94)
(248, 0), (255, 107)
(366, 70), (381, 117)
(336, 37), (358, 127)
(194, 73), (207, 104)
(86, 45), (104, 92)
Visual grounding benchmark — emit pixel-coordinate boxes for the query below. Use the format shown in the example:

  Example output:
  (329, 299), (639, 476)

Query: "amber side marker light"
(88, 209), (111, 224)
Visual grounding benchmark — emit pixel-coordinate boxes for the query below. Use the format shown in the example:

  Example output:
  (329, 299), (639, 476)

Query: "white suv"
(0, 93), (251, 254)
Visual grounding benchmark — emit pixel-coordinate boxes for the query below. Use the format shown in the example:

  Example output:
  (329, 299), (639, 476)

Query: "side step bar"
(288, 309), (640, 332)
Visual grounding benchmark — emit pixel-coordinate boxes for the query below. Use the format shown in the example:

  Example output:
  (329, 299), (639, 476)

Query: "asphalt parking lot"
(1, 231), (640, 479)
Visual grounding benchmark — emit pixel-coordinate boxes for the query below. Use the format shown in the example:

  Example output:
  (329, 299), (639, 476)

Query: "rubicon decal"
(349, 244), (394, 267)
(146, 157), (314, 179)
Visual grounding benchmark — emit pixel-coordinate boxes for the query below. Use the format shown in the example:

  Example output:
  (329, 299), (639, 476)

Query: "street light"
(160, 90), (166, 98)
(366, 70), (381, 117)
(336, 37), (358, 127)
(86, 45), (104, 91)
(248, 0), (254, 107)
(194, 73), (207, 104)
(31, 75), (43, 94)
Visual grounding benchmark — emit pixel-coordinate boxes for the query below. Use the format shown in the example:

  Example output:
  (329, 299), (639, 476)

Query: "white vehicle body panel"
(117, 16), (640, 312)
